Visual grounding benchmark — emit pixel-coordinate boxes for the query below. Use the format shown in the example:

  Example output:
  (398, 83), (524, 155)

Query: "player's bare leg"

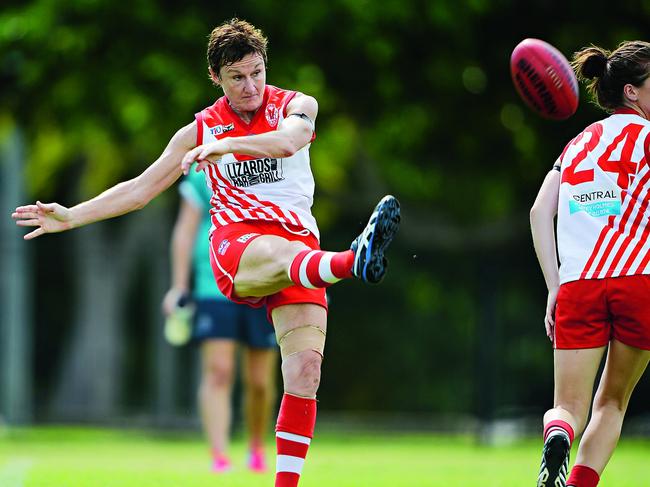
(242, 347), (278, 473)
(199, 339), (237, 472)
(234, 235), (309, 297)
(537, 347), (605, 487)
(566, 340), (649, 487)
(271, 303), (327, 487)
(231, 196), (400, 486)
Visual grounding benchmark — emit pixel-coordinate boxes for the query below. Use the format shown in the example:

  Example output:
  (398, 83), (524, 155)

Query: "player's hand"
(162, 287), (186, 316)
(544, 286), (559, 342)
(181, 140), (229, 175)
(12, 201), (72, 240)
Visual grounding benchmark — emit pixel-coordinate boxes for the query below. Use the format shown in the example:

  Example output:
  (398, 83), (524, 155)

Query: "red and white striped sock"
(275, 393), (317, 487)
(544, 419), (575, 445)
(288, 249), (354, 289)
(567, 464), (600, 487)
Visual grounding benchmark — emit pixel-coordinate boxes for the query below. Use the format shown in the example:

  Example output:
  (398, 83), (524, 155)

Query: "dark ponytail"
(574, 46), (609, 79)
(571, 41), (650, 112)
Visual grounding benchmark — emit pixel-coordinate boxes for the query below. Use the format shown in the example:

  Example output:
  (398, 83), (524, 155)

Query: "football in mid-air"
(510, 38), (579, 120)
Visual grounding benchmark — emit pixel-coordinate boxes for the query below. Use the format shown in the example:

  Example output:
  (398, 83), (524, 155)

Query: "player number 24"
(561, 122), (645, 190)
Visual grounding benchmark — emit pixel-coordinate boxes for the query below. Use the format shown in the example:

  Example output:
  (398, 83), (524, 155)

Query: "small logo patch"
(265, 104), (279, 127)
(210, 123), (235, 136)
(237, 233), (260, 243)
(217, 239), (231, 255)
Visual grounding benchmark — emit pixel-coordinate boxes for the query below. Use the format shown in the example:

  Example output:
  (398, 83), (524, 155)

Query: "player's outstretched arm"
(181, 93), (318, 175)
(13, 122), (197, 240)
(162, 198), (201, 315)
(530, 168), (561, 339)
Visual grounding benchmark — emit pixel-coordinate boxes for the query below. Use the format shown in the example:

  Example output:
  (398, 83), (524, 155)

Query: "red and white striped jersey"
(557, 108), (650, 284)
(195, 85), (319, 239)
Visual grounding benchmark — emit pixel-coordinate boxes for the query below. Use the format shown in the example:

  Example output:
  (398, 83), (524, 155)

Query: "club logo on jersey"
(223, 157), (284, 187)
(236, 233), (260, 243)
(210, 123), (235, 136)
(265, 103), (279, 127)
(569, 190), (620, 217)
(217, 239), (231, 255)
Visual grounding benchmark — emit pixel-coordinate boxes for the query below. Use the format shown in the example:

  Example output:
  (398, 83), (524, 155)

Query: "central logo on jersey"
(265, 104), (279, 127)
(224, 158), (284, 187)
(569, 190), (621, 217)
(210, 123), (234, 136)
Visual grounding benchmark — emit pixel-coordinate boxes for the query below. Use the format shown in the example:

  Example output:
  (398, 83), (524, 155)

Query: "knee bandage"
(277, 325), (326, 359)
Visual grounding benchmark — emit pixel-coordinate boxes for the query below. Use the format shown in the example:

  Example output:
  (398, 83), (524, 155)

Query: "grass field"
(1, 426), (649, 486)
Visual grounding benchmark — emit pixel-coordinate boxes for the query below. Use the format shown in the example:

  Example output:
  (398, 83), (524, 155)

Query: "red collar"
(614, 107), (641, 115)
(221, 85), (269, 128)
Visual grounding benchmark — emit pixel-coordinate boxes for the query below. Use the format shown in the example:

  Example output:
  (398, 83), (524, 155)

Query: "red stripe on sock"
(544, 419), (575, 444)
(276, 436), (310, 458)
(275, 394), (317, 487)
(289, 250), (312, 287)
(276, 393), (317, 438)
(275, 472), (300, 487)
(331, 250), (354, 279)
(289, 249), (354, 288)
(305, 252), (329, 288)
(567, 464), (600, 487)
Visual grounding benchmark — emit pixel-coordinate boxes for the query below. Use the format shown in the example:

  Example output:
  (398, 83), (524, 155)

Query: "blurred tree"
(2, 0), (649, 422)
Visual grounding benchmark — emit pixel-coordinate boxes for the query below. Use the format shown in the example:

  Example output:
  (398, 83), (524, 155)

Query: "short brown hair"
(207, 18), (268, 77)
(572, 41), (650, 111)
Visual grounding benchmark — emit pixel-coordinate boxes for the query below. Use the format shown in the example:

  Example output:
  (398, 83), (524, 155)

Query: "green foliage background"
(2, 0), (650, 419)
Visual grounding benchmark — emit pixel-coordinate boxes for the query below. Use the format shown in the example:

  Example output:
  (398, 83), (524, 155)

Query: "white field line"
(0, 458), (33, 487)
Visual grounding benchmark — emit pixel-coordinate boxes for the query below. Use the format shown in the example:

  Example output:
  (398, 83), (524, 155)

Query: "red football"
(510, 38), (579, 120)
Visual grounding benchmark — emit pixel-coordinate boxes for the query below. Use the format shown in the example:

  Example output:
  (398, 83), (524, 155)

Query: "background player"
(530, 41), (650, 487)
(162, 167), (277, 473)
(12, 18), (400, 487)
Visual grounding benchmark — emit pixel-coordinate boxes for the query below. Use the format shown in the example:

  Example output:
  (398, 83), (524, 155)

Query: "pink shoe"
(247, 449), (267, 473)
(211, 455), (232, 473)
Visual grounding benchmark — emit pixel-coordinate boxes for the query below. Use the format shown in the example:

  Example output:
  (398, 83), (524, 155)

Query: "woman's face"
(215, 53), (266, 115)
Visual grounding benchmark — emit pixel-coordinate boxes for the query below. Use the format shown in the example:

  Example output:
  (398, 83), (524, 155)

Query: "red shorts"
(554, 274), (650, 350)
(208, 220), (327, 323)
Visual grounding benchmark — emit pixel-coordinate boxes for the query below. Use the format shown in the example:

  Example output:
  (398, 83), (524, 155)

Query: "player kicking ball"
(13, 18), (400, 487)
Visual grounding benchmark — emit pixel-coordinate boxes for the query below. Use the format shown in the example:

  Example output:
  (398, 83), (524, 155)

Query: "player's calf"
(274, 324), (326, 487)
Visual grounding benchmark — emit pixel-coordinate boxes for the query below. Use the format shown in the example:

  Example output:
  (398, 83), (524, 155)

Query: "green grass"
(0, 426), (649, 486)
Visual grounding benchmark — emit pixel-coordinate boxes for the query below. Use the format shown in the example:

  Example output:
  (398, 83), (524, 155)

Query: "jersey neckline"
(221, 85), (270, 128)
(613, 107), (642, 116)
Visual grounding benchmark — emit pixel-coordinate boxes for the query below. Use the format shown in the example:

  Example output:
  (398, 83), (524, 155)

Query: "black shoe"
(537, 435), (570, 487)
(350, 195), (401, 284)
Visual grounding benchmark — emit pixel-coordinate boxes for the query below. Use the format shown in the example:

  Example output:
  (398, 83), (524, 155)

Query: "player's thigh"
(272, 303), (327, 362)
(235, 235), (307, 297)
(272, 303), (327, 339)
(593, 339), (650, 410)
(553, 347), (606, 409)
